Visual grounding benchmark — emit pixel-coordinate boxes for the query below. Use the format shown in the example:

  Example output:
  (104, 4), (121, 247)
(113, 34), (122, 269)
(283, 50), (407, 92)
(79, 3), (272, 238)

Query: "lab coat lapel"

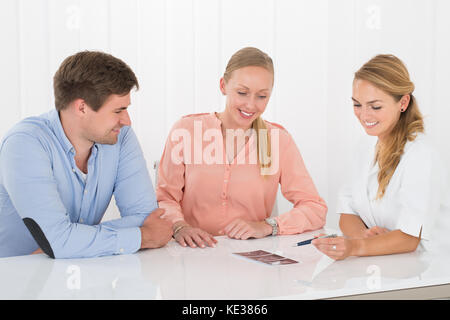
(360, 144), (378, 228)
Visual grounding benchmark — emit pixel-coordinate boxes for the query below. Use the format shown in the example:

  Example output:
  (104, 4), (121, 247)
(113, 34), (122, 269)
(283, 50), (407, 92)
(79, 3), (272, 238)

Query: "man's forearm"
(100, 212), (150, 229)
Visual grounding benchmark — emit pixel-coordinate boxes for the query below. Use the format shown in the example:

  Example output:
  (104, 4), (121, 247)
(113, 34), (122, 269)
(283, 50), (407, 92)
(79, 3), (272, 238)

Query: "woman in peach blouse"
(157, 47), (327, 248)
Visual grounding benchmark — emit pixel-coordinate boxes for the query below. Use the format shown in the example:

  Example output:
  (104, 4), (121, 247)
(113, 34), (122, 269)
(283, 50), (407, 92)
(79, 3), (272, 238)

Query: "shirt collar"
(48, 109), (75, 155)
(48, 109), (100, 156)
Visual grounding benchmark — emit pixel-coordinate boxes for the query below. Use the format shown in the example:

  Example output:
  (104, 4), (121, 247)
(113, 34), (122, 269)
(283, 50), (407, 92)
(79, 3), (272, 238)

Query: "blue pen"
(293, 234), (338, 247)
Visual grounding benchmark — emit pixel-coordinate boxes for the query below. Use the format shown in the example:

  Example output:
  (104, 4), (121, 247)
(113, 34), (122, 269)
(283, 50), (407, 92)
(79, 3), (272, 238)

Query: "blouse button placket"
(222, 165), (231, 208)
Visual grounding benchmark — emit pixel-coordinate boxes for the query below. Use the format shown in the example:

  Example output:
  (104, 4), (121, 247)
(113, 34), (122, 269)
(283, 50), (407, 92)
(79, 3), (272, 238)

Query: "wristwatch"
(264, 218), (278, 236)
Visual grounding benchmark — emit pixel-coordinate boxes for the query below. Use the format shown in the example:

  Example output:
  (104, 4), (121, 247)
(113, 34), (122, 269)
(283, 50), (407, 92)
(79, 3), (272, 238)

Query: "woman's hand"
(220, 219), (272, 240)
(312, 234), (356, 261)
(173, 222), (217, 248)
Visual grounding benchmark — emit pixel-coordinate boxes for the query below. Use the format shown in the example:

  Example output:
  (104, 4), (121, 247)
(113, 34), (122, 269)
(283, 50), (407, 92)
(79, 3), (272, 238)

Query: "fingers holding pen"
(312, 236), (353, 261)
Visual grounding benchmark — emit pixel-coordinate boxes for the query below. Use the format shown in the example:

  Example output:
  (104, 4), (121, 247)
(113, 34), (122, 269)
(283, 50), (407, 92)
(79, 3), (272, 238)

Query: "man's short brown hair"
(53, 51), (139, 112)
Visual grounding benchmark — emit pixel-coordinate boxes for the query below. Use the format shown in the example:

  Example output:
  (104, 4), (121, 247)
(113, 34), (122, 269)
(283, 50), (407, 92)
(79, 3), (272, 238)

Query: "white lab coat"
(336, 133), (450, 251)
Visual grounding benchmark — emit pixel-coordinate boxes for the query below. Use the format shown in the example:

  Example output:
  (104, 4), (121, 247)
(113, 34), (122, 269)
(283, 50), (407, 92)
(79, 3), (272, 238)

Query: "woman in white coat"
(313, 54), (450, 260)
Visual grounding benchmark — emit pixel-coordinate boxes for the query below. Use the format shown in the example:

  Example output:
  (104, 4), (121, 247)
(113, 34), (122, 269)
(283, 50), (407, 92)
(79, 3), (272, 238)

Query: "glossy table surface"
(1, 229), (450, 299)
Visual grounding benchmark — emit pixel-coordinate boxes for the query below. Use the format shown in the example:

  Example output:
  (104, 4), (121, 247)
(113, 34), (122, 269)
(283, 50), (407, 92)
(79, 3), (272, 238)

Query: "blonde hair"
(355, 54), (424, 199)
(223, 47), (274, 174)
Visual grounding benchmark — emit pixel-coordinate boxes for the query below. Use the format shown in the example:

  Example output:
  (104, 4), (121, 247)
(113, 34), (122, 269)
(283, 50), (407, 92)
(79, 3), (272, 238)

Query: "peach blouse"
(156, 113), (327, 236)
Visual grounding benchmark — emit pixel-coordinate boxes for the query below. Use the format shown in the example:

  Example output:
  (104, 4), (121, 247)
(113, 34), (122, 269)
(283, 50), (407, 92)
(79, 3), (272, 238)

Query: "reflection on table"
(1, 229), (449, 299)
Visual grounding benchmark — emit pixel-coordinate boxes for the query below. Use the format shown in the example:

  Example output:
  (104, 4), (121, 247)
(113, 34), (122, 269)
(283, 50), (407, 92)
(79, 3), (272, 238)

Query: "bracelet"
(173, 224), (188, 238)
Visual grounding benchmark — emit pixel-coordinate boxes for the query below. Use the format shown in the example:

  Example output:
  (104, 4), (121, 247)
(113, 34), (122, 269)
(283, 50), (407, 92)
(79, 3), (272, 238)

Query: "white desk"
(1, 229), (450, 300)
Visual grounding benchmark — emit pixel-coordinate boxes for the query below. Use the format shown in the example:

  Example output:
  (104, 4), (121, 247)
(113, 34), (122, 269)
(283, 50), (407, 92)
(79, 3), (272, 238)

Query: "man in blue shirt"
(0, 51), (173, 258)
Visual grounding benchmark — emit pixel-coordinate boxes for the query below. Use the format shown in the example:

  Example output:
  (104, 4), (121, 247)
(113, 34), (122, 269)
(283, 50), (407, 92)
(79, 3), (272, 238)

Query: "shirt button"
(72, 168), (76, 173)
(222, 202), (226, 206)
(80, 218), (84, 223)
(84, 190), (87, 194)
(119, 248), (124, 253)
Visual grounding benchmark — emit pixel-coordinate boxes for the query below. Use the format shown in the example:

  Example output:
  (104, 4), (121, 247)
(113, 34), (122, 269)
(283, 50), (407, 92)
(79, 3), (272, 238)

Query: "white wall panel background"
(1, 0), (449, 229)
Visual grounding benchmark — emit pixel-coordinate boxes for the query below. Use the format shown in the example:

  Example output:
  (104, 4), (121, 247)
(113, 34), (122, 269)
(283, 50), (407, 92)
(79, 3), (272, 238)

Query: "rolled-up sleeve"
(335, 183), (358, 215)
(1, 133), (141, 258)
(396, 145), (436, 241)
(102, 127), (158, 229)
(275, 132), (328, 235)
(335, 140), (368, 216)
(156, 120), (186, 224)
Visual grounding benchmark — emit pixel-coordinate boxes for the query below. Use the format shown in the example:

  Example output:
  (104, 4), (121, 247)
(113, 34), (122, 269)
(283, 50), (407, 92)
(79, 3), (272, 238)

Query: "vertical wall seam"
(430, 0), (438, 128)
(272, 0), (277, 123)
(77, 0), (81, 51)
(352, 0), (357, 65)
(163, 0), (168, 135)
(136, 0), (142, 135)
(107, 0), (111, 53)
(323, 0), (330, 212)
(16, 0), (23, 119)
(192, 0), (197, 113)
(218, 0), (223, 110)
(45, 0), (51, 110)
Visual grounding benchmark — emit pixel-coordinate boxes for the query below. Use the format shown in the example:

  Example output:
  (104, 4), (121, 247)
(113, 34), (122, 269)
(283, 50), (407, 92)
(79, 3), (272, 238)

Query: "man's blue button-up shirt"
(0, 109), (157, 258)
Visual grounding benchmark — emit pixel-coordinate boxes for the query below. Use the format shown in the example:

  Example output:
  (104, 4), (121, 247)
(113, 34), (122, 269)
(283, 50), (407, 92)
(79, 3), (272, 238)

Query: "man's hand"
(140, 208), (173, 249)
